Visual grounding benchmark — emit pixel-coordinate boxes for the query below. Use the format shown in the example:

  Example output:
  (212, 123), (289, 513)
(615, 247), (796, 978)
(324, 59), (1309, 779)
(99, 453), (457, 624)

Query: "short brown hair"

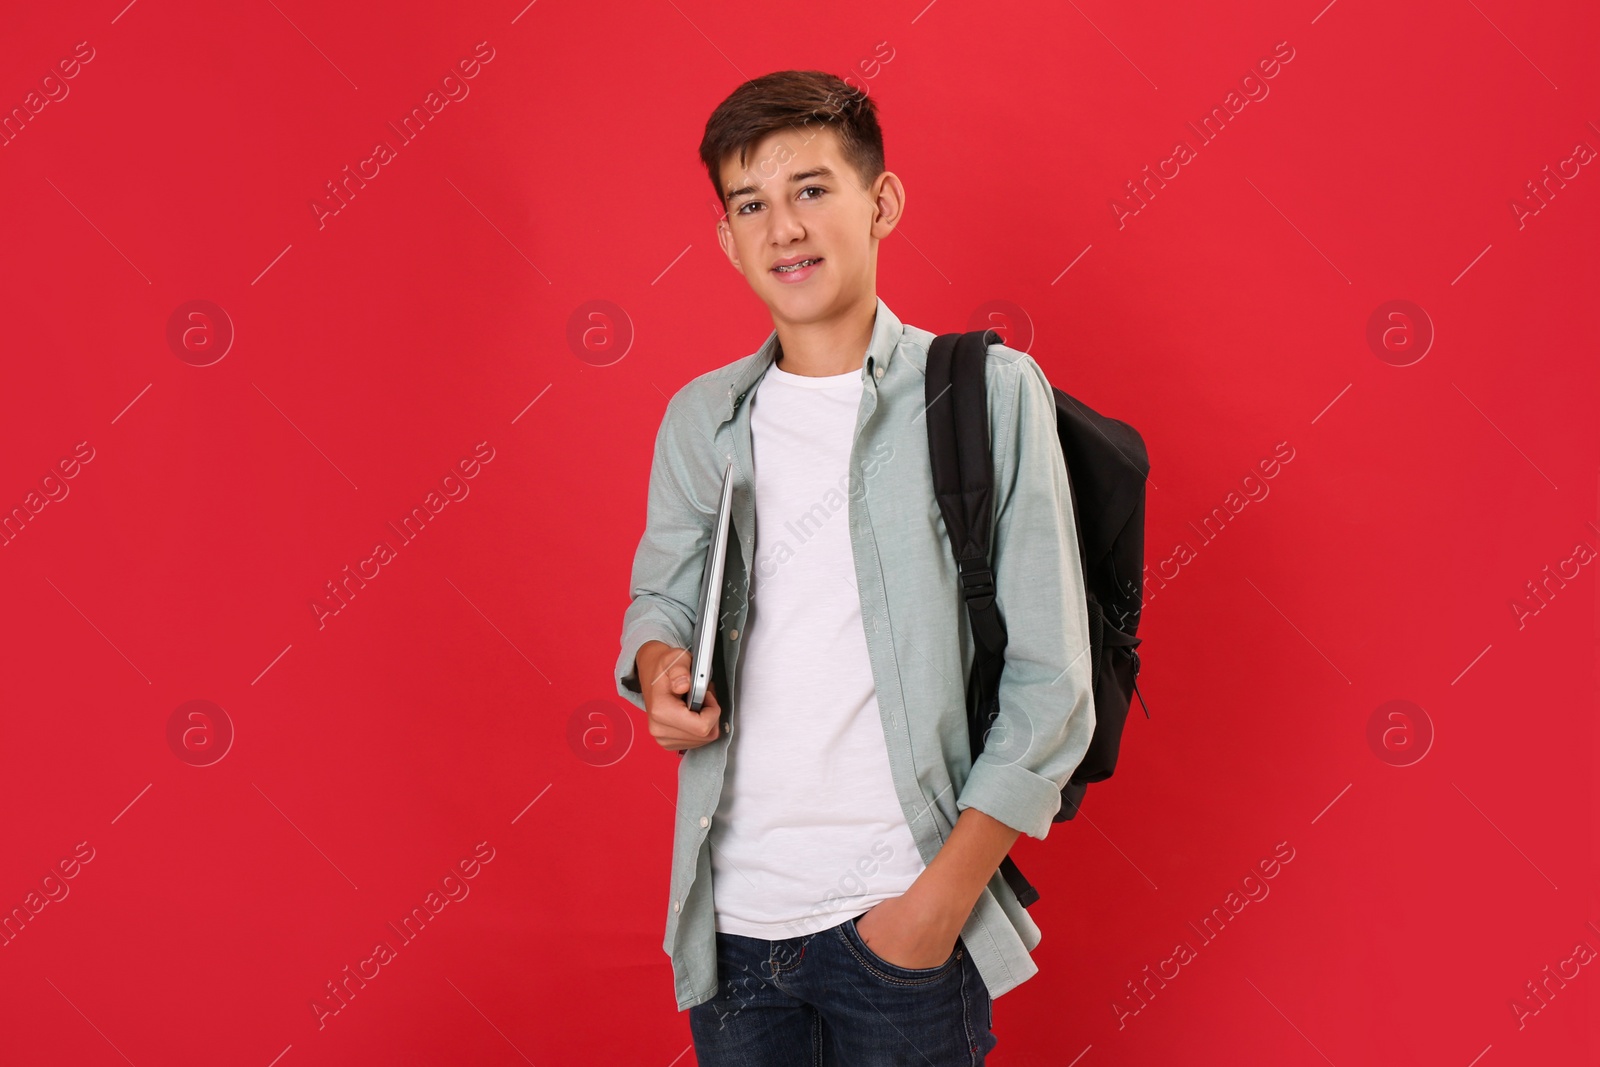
(699, 70), (884, 215)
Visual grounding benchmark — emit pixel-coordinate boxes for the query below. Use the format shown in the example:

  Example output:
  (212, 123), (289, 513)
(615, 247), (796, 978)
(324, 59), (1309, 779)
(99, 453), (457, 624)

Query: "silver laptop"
(688, 460), (736, 712)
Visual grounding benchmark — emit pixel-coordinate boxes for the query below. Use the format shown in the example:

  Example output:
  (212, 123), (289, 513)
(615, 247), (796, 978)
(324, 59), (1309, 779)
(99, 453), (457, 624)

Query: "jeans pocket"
(839, 915), (962, 985)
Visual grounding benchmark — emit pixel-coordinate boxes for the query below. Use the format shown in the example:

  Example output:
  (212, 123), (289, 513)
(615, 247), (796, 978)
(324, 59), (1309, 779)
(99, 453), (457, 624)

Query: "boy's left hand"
(852, 889), (961, 970)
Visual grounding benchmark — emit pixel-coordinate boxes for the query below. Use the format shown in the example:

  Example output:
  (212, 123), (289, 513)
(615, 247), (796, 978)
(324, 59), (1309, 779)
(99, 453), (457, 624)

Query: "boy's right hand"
(637, 640), (723, 753)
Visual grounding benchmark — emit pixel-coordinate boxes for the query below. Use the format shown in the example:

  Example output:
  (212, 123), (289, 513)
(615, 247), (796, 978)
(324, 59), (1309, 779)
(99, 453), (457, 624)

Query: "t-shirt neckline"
(767, 361), (863, 389)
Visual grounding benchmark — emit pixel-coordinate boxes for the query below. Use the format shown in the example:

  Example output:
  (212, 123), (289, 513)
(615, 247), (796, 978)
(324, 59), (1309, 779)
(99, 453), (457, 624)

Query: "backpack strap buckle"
(958, 564), (995, 603)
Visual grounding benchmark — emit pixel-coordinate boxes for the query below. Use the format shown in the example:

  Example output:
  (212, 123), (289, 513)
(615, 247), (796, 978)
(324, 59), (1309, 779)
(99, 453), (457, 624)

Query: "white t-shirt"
(708, 359), (928, 940)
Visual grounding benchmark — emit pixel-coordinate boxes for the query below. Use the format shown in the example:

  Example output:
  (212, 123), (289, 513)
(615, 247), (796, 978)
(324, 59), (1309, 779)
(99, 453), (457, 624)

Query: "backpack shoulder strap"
(925, 329), (1006, 658)
(927, 329), (1042, 909)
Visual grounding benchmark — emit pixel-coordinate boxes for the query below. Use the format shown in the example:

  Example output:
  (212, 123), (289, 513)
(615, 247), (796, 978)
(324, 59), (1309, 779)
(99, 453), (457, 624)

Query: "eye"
(734, 186), (827, 216)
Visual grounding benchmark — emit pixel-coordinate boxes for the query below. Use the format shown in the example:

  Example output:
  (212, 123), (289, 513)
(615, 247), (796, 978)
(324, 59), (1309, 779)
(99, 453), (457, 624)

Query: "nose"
(766, 198), (805, 245)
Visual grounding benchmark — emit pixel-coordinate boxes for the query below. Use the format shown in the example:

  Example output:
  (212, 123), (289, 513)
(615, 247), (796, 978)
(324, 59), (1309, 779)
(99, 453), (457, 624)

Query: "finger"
(659, 698), (712, 736)
(687, 717), (720, 746)
(646, 647), (691, 692)
(666, 651), (693, 695)
(652, 721), (702, 749)
(655, 726), (704, 752)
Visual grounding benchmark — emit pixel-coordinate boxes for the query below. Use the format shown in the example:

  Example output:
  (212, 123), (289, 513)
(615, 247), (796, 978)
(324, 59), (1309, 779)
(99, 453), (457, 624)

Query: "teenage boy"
(614, 69), (1096, 1065)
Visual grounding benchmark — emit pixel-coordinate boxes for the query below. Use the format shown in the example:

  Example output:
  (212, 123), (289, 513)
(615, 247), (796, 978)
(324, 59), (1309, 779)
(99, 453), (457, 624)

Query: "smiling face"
(715, 124), (903, 327)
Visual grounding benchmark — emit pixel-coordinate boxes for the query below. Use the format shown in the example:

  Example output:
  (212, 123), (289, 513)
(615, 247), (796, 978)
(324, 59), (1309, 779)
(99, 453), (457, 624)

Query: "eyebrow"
(725, 166), (835, 205)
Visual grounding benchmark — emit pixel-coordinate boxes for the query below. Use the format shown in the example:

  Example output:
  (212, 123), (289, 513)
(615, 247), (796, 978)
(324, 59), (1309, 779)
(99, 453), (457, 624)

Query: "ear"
(717, 218), (743, 273)
(869, 171), (906, 240)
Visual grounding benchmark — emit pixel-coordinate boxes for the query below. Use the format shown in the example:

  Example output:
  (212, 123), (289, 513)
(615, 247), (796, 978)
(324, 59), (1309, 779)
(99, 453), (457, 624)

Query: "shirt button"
(874, 366), (884, 379)
(674, 899), (681, 912)
(699, 816), (710, 828)
(727, 628), (739, 640)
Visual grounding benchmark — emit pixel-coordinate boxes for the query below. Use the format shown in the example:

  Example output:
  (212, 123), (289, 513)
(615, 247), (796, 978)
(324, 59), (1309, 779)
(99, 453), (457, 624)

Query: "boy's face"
(715, 125), (902, 323)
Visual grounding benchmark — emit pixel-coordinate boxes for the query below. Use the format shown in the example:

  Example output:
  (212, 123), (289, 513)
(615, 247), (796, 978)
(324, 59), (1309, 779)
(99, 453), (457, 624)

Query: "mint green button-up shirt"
(615, 296), (1096, 1011)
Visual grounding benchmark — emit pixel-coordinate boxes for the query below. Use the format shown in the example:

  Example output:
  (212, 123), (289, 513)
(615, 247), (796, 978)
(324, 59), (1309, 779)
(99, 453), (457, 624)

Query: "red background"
(1, 0), (1596, 1063)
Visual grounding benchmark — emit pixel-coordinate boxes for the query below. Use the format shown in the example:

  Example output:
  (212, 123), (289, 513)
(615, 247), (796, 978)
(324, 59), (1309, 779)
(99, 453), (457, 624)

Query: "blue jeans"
(688, 912), (998, 1065)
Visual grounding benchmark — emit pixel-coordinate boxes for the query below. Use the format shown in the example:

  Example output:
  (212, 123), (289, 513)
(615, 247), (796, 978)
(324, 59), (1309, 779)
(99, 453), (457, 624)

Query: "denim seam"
(836, 923), (962, 987)
(771, 938), (808, 978)
(961, 956), (977, 1066)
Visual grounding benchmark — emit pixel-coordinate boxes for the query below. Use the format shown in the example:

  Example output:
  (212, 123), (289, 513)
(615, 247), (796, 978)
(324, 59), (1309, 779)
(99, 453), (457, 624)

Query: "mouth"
(771, 257), (823, 283)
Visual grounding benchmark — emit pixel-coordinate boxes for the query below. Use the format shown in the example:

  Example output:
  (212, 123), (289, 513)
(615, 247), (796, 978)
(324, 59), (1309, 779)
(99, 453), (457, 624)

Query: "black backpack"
(925, 329), (1151, 909)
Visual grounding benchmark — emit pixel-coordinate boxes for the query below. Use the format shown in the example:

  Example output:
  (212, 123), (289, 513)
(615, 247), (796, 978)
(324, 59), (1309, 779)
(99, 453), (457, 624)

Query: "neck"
(771, 293), (877, 377)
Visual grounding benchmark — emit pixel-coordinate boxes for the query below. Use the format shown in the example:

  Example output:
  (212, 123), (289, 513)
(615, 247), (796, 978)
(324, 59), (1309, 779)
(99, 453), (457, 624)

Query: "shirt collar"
(722, 296), (904, 423)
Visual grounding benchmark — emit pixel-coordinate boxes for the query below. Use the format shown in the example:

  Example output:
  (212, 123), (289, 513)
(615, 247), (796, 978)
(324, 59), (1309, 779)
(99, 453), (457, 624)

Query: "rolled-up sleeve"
(615, 393), (712, 712)
(954, 353), (1097, 840)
